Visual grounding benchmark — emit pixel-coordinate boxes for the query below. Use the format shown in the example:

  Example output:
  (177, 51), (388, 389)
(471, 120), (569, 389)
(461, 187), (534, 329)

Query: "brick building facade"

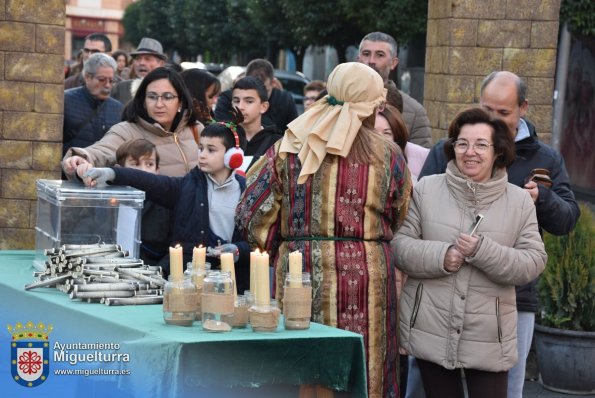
(424, 0), (560, 143)
(0, 0), (64, 248)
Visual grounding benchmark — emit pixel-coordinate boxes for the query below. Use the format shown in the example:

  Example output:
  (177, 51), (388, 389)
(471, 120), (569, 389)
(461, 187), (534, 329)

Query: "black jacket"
(419, 120), (580, 312)
(111, 166), (251, 292)
(215, 88), (298, 133)
(243, 125), (283, 170)
(139, 200), (172, 265)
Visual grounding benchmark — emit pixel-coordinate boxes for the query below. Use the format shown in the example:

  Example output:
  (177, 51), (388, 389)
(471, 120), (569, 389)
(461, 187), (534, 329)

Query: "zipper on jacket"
(495, 297), (502, 343)
(172, 132), (190, 173)
(466, 181), (480, 205)
(410, 283), (424, 328)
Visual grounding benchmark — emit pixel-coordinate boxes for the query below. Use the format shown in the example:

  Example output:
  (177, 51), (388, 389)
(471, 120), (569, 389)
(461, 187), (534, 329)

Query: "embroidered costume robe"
(236, 141), (412, 398)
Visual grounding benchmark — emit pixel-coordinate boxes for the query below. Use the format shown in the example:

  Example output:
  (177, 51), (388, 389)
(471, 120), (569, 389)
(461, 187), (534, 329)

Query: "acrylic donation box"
(34, 179), (145, 269)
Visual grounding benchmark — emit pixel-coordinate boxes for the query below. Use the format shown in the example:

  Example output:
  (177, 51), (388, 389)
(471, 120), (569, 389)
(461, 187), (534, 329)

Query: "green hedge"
(538, 203), (595, 331)
(561, 0), (595, 36)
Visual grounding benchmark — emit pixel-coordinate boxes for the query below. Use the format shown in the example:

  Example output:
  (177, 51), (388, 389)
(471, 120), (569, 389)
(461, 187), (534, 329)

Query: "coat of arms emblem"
(8, 321), (52, 387)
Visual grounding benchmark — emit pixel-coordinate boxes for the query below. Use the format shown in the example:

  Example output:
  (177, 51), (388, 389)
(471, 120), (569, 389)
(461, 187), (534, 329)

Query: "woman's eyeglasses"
(452, 140), (494, 154)
(146, 92), (179, 103)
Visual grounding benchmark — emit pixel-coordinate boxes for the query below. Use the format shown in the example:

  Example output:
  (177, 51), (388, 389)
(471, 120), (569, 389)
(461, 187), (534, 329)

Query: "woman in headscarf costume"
(236, 62), (412, 398)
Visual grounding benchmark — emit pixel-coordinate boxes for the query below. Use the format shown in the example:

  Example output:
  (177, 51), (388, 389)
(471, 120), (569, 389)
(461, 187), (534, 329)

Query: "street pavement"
(524, 379), (595, 397)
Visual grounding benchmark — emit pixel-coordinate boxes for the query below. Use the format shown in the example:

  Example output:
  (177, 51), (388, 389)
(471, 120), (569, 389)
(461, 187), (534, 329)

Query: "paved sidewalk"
(524, 379), (595, 397)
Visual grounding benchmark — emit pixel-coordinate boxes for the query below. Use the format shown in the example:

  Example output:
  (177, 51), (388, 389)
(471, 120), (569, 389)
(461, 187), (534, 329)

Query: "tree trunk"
(336, 44), (347, 63)
(267, 41), (280, 67)
(294, 46), (306, 71)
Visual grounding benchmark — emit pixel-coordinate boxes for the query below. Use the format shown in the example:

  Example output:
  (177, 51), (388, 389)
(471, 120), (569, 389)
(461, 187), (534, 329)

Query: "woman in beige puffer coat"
(392, 108), (547, 398)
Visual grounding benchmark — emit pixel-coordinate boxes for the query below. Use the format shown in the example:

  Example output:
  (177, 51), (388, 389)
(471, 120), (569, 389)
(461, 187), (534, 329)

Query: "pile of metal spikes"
(26, 243), (166, 306)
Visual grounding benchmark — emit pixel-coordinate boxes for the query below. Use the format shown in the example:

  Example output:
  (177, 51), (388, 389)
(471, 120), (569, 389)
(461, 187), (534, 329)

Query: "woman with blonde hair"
(236, 62), (412, 398)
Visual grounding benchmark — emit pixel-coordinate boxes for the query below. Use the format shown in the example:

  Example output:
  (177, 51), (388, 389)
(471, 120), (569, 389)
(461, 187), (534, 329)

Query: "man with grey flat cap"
(111, 37), (166, 105)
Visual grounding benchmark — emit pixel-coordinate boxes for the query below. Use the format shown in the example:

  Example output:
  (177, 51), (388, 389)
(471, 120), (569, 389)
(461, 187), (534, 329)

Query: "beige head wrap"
(279, 62), (386, 184)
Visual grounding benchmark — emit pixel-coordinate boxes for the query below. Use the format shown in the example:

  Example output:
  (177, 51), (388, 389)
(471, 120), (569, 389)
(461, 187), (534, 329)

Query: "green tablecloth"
(0, 251), (367, 398)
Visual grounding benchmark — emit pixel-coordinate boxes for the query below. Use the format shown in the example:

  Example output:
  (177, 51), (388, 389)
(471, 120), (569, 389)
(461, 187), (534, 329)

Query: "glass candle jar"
(201, 271), (234, 332)
(222, 294), (249, 328)
(249, 299), (281, 332)
(244, 290), (255, 307)
(234, 295), (249, 328)
(163, 276), (198, 326)
(283, 272), (312, 330)
(185, 261), (211, 319)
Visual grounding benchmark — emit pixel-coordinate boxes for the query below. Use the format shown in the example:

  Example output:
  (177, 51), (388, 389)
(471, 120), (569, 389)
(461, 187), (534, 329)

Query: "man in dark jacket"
(215, 58), (297, 133)
(415, 71), (580, 398)
(63, 53), (123, 156)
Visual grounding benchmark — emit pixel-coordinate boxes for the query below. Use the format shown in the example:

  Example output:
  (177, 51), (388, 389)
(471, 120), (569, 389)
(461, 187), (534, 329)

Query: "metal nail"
(25, 273), (72, 290)
(70, 290), (135, 299)
(103, 296), (163, 306)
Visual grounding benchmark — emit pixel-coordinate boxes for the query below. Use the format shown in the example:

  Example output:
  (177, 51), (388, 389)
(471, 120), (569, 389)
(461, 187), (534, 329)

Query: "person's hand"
(523, 180), (539, 202)
(444, 246), (465, 273)
(76, 162), (93, 180)
(207, 244), (239, 262)
(82, 168), (115, 187)
(62, 155), (89, 178)
(454, 233), (480, 258)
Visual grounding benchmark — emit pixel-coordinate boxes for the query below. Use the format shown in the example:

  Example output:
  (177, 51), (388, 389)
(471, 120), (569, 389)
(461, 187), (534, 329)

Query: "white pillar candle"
(192, 245), (206, 269)
(220, 252), (237, 297)
(256, 251), (270, 307)
(250, 249), (260, 294)
(288, 251), (303, 287)
(169, 244), (184, 281)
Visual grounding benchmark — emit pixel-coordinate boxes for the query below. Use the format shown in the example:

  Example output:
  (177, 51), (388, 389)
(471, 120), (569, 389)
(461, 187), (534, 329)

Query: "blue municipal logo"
(7, 321), (52, 387)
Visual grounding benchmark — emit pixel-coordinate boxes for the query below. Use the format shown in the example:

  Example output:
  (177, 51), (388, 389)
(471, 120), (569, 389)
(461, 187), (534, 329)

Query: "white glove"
(207, 244), (239, 262)
(83, 168), (116, 187)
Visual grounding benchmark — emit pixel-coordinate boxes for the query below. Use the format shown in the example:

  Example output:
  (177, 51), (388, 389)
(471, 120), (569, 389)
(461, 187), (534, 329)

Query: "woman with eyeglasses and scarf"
(392, 107), (547, 398)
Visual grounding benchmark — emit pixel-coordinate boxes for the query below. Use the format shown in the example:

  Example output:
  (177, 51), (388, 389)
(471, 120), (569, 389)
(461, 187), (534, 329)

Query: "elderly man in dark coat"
(63, 53), (123, 156)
